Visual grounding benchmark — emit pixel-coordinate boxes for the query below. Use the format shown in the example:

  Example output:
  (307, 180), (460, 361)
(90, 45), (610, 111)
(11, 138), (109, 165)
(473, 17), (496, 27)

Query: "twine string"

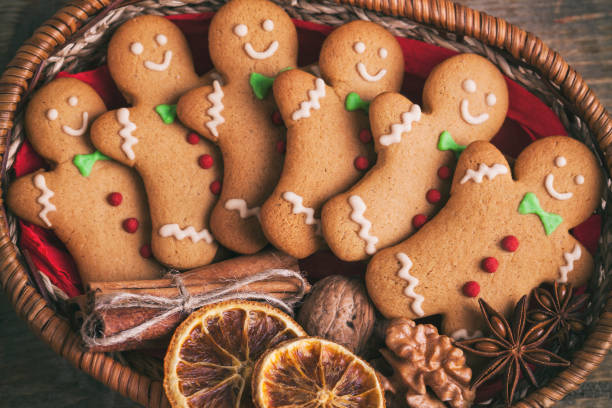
(80, 268), (308, 348)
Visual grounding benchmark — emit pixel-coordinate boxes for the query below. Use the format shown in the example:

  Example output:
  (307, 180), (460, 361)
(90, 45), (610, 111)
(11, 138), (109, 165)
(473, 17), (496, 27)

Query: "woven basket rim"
(0, 0), (611, 407)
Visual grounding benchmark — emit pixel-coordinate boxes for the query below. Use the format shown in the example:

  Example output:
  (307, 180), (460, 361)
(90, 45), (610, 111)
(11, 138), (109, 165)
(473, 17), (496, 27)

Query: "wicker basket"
(1, 0), (611, 407)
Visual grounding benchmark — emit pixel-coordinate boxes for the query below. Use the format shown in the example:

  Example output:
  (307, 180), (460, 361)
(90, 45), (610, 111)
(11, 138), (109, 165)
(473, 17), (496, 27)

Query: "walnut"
(297, 275), (375, 354)
(381, 318), (475, 408)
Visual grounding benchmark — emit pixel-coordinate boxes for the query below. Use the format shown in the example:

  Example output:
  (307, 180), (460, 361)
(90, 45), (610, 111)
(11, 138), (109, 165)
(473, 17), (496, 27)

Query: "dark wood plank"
(0, 1), (610, 407)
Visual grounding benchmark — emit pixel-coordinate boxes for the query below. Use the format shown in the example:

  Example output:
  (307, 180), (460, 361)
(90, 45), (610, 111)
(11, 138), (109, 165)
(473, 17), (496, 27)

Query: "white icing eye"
(353, 42), (366, 54)
(155, 34), (168, 46)
(68, 96), (78, 107)
(378, 47), (388, 59)
(234, 24), (248, 37)
(486, 93), (497, 106)
(555, 156), (567, 167)
(262, 19), (274, 32)
(575, 174), (585, 185)
(462, 79), (477, 93)
(46, 109), (58, 121)
(130, 42), (144, 55)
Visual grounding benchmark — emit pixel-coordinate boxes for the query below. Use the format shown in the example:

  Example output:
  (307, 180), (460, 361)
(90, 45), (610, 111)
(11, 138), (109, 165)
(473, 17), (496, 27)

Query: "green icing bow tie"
(250, 67), (293, 100)
(155, 104), (177, 124)
(518, 192), (563, 235)
(73, 150), (110, 177)
(345, 92), (370, 113)
(437, 131), (466, 158)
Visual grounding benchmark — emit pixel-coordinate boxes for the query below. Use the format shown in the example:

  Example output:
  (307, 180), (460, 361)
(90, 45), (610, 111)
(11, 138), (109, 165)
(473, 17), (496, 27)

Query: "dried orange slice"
(164, 300), (306, 408)
(252, 337), (385, 408)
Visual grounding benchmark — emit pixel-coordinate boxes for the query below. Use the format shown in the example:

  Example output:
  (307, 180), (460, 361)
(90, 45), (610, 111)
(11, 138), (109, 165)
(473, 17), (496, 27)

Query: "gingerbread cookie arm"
(272, 69), (331, 128)
(369, 92), (422, 151)
(176, 82), (225, 143)
(450, 141), (513, 196)
(7, 171), (60, 229)
(90, 109), (138, 167)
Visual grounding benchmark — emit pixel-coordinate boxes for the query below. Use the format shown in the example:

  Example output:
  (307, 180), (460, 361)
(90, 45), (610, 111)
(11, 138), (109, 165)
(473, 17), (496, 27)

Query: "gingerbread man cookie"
(321, 53), (509, 261)
(366, 137), (603, 337)
(90, 15), (221, 269)
(7, 78), (160, 284)
(176, 0), (298, 254)
(258, 20), (404, 259)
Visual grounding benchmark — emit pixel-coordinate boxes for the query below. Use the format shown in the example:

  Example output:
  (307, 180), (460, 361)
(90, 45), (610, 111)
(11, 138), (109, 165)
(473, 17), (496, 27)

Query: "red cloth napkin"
(12, 12), (600, 306)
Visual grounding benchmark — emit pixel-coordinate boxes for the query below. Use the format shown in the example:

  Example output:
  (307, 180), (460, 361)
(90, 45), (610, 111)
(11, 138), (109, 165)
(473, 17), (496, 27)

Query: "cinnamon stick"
(77, 250), (309, 352)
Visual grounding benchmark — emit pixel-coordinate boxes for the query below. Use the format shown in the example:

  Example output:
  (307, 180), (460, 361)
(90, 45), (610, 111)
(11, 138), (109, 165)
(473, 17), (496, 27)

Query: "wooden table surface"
(1, 0), (610, 407)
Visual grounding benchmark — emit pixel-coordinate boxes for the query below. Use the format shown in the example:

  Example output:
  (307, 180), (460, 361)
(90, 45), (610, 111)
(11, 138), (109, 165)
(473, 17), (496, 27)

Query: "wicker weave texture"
(0, 1), (611, 407)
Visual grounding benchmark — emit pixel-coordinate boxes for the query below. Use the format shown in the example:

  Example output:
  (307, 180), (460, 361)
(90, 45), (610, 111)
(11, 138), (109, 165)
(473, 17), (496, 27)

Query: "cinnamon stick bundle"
(74, 250), (309, 352)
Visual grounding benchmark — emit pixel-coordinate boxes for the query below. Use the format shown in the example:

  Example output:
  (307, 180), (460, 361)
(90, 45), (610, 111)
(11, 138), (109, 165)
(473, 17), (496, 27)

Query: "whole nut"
(297, 275), (375, 354)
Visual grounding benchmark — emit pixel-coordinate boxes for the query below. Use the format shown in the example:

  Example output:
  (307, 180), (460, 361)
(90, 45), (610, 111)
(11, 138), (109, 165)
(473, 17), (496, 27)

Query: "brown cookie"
(366, 137), (603, 337)
(259, 20), (404, 259)
(176, 0), (298, 254)
(90, 15), (221, 269)
(321, 53), (509, 261)
(7, 77), (160, 284)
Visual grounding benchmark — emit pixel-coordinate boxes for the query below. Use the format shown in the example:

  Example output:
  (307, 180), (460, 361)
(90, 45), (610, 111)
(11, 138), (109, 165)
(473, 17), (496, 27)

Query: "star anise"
(528, 281), (589, 349)
(454, 296), (570, 406)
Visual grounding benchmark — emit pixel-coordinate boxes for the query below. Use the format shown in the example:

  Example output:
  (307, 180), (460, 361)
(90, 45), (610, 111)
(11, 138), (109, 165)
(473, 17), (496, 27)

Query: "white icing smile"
(544, 156), (584, 201)
(244, 41), (279, 60)
(460, 99), (489, 125)
(460, 79), (496, 125)
(62, 111), (89, 136)
(356, 62), (386, 82)
(144, 50), (173, 71)
(545, 174), (573, 201)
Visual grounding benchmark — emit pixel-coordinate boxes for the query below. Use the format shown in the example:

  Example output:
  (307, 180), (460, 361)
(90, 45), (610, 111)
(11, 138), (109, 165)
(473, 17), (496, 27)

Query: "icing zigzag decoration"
(396, 252), (425, 316)
(117, 108), (138, 160)
(292, 78), (325, 121)
(206, 80), (225, 137)
(460, 163), (508, 184)
(225, 198), (260, 219)
(282, 192), (321, 235)
(558, 244), (582, 283)
(348, 195), (378, 255)
(379, 104), (422, 146)
(159, 224), (214, 244)
(33, 174), (56, 227)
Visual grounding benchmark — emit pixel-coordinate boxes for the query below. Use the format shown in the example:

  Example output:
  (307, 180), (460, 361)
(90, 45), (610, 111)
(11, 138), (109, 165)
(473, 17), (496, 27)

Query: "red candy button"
(437, 166), (451, 180)
(107, 192), (122, 206)
(139, 244), (152, 258)
(412, 214), (427, 229)
(482, 257), (499, 273)
(426, 189), (441, 204)
(463, 281), (480, 297)
(123, 218), (139, 233)
(210, 180), (221, 195)
(187, 132), (200, 144)
(359, 128), (372, 143)
(198, 154), (214, 169)
(354, 156), (369, 171)
(276, 140), (286, 154)
(271, 110), (283, 125)
(502, 235), (519, 252)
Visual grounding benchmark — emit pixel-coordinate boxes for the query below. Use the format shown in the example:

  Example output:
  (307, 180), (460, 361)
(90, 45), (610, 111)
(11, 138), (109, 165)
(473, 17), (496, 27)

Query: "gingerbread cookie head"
(318, 20), (404, 101)
(25, 77), (106, 164)
(208, 0), (298, 79)
(423, 53), (508, 143)
(107, 15), (198, 105)
(514, 136), (603, 227)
